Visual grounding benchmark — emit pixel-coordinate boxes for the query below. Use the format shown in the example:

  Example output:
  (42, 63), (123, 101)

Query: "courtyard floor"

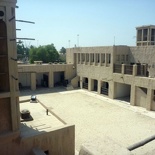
(20, 87), (155, 154)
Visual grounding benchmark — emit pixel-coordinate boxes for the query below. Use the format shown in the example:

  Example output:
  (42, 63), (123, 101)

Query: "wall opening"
(114, 82), (131, 103)
(92, 79), (98, 92)
(83, 77), (88, 89)
(135, 86), (147, 108)
(18, 73), (31, 90)
(54, 71), (65, 87)
(101, 81), (109, 96)
(36, 73), (49, 88)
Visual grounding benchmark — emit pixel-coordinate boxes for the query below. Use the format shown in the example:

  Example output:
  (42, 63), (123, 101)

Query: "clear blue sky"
(16, 0), (155, 51)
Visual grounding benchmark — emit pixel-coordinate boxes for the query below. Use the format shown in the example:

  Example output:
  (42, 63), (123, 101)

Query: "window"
(96, 53), (100, 63)
(86, 53), (89, 62)
(126, 55), (129, 61)
(116, 55), (120, 61)
(91, 53), (94, 62)
(106, 53), (111, 64)
(101, 53), (105, 63)
(82, 53), (85, 62)
(121, 55), (125, 61)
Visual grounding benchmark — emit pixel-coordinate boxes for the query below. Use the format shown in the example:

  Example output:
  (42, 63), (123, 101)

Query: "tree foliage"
(60, 47), (66, 54)
(29, 44), (59, 63)
(17, 41), (29, 59)
(59, 47), (66, 62)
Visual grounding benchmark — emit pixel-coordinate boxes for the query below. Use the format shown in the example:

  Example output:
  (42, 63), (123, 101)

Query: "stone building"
(66, 45), (155, 111)
(136, 25), (155, 46)
(17, 25), (155, 112)
(0, 0), (75, 155)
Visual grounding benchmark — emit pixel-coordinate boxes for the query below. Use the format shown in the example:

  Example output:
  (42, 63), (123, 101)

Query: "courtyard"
(20, 87), (155, 154)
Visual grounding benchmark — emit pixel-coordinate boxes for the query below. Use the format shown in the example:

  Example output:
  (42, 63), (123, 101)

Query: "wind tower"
(0, 0), (20, 139)
(136, 25), (155, 46)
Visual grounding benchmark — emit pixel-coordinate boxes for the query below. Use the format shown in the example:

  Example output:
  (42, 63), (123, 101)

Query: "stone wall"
(0, 125), (75, 155)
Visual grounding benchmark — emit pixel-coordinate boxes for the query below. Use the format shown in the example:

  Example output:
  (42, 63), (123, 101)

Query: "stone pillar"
(132, 64), (137, 76)
(130, 85), (136, 106)
(109, 81), (115, 99)
(89, 53), (91, 65)
(31, 72), (36, 90)
(99, 53), (102, 66)
(84, 53), (86, 65)
(94, 54), (96, 66)
(98, 80), (101, 94)
(142, 28), (144, 42)
(88, 78), (93, 91)
(105, 53), (107, 66)
(80, 53), (82, 64)
(143, 64), (147, 76)
(121, 64), (125, 74)
(48, 71), (54, 88)
(80, 76), (83, 89)
(146, 89), (153, 111)
(147, 28), (149, 45)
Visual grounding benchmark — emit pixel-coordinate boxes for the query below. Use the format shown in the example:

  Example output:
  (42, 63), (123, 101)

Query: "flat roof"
(136, 25), (155, 29)
(20, 88), (155, 153)
(20, 101), (65, 138)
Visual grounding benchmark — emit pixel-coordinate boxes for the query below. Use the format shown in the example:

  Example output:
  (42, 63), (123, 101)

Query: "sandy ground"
(20, 87), (155, 154)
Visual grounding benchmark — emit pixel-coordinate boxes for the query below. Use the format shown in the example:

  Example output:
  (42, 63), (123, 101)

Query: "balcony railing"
(113, 64), (122, 73)
(124, 65), (133, 75)
(113, 63), (147, 77)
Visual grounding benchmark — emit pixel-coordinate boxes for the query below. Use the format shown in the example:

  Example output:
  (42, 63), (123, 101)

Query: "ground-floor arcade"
(79, 76), (155, 111)
(19, 71), (67, 91)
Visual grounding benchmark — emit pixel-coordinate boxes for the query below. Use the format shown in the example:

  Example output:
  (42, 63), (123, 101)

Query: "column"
(94, 54), (96, 66)
(132, 64), (137, 76)
(48, 71), (54, 88)
(88, 78), (93, 91)
(121, 64), (125, 74)
(98, 80), (101, 94)
(80, 53), (82, 64)
(80, 76), (83, 89)
(142, 29), (144, 45)
(105, 53), (107, 66)
(147, 28), (150, 45)
(99, 53), (102, 66)
(146, 89), (153, 111)
(89, 53), (91, 65)
(84, 53), (87, 65)
(109, 81), (115, 99)
(31, 72), (36, 90)
(130, 85), (136, 106)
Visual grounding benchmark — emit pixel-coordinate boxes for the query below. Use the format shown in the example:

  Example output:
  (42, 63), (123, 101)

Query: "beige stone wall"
(113, 46), (130, 64)
(129, 46), (155, 77)
(66, 45), (155, 110)
(135, 87), (147, 108)
(0, 125), (75, 155)
(18, 64), (76, 89)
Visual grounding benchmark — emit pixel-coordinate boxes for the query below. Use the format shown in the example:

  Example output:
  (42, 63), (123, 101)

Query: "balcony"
(113, 64), (147, 77)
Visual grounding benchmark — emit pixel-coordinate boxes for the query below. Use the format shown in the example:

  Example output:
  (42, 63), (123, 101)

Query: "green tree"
(29, 44), (59, 63)
(17, 41), (30, 60)
(60, 47), (66, 54)
(59, 47), (66, 62)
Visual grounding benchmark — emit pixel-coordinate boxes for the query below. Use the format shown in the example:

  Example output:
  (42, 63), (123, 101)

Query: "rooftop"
(20, 87), (155, 154)
(20, 100), (65, 138)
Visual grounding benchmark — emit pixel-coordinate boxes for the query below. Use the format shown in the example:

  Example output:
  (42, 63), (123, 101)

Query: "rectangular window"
(78, 53), (80, 63)
(116, 55), (120, 61)
(82, 53), (85, 62)
(91, 53), (94, 62)
(107, 53), (111, 64)
(126, 55), (129, 62)
(96, 53), (100, 63)
(101, 53), (105, 63)
(121, 55), (125, 61)
(86, 53), (89, 62)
